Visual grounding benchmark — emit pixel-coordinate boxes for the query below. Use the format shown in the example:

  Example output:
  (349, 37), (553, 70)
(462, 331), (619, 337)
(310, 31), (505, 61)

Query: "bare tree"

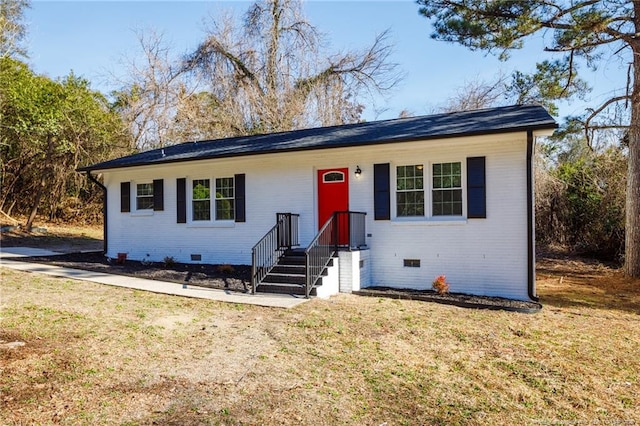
(0, 0), (29, 59)
(437, 75), (509, 113)
(112, 31), (196, 149)
(181, 0), (401, 136)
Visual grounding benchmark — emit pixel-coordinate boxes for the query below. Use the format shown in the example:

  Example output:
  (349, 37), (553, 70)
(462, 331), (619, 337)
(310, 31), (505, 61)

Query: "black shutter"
(120, 182), (130, 213)
(234, 173), (246, 223)
(153, 179), (164, 211)
(467, 157), (486, 219)
(374, 163), (391, 220)
(176, 178), (186, 223)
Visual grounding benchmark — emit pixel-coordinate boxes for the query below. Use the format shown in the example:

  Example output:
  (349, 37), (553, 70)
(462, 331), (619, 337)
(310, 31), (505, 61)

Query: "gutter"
(526, 130), (539, 302)
(86, 171), (107, 255)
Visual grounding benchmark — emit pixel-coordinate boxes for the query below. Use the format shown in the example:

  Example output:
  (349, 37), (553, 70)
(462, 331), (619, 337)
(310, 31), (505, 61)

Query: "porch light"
(355, 166), (362, 176)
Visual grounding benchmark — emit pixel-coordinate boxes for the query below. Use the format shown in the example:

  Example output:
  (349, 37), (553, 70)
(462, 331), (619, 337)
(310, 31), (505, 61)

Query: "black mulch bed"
(18, 251), (251, 293)
(17, 252), (541, 311)
(354, 287), (542, 313)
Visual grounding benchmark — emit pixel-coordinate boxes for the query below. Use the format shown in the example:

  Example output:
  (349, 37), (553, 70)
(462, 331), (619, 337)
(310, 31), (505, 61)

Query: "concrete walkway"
(0, 247), (309, 309)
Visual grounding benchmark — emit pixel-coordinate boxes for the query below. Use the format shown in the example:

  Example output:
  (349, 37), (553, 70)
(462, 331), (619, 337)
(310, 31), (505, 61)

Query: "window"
(323, 171), (344, 183)
(136, 183), (153, 210)
(192, 179), (211, 221)
(190, 177), (235, 221)
(396, 165), (424, 216)
(432, 162), (462, 216)
(215, 177), (235, 220)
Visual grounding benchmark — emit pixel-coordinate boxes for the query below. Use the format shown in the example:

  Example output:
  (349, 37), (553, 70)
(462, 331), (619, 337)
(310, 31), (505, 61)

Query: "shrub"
(163, 256), (176, 267)
(536, 146), (626, 261)
(217, 264), (234, 274)
(432, 275), (450, 294)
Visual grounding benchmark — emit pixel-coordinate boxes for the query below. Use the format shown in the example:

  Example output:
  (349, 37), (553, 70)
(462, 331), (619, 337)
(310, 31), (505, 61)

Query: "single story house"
(80, 104), (557, 301)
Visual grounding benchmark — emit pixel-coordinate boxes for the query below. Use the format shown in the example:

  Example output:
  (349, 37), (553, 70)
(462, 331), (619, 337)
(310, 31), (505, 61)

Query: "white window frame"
(214, 177), (235, 221)
(128, 181), (154, 216)
(395, 164), (425, 218)
(431, 161), (463, 217)
(191, 178), (211, 222)
(392, 160), (466, 221)
(187, 176), (235, 226)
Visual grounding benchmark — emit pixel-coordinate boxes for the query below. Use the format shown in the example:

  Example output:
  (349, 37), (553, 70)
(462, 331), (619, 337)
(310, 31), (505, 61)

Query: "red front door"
(318, 168), (349, 244)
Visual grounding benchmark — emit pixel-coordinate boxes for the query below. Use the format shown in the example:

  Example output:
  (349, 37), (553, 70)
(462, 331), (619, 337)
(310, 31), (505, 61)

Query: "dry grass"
(1, 254), (639, 425)
(1, 222), (103, 252)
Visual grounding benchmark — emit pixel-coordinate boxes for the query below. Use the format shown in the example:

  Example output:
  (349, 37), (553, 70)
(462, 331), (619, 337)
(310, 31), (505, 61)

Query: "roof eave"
(78, 122), (558, 173)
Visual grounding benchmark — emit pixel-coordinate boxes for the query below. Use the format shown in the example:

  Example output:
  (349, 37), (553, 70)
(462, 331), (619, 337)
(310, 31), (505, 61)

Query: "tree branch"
(583, 95), (630, 147)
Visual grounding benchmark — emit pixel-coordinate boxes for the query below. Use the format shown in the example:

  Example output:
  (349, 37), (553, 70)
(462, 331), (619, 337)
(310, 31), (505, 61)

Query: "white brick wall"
(101, 132), (531, 300)
(338, 250), (371, 293)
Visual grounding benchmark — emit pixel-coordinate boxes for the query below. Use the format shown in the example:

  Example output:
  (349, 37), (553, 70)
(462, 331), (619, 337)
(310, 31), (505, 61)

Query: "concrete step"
(263, 273), (306, 285)
(270, 264), (306, 275)
(256, 282), (317, 297)
(278, 255), (306, 266)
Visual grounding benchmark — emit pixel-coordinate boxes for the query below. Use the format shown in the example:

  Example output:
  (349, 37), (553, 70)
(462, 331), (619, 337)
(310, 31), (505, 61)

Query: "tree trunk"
(25, 135), (54, 232)
(625, 35), (640, 277)
(626, 116), (640, 276)
(25, 173), (46, 231)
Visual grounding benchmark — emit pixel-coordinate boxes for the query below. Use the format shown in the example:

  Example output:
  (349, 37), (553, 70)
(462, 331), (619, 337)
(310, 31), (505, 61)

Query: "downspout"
(86, 171), (107, 255)
(526, 131), (539, 302)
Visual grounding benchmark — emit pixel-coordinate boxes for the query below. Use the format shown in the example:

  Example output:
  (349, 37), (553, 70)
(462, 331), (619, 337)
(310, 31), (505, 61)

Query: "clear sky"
(25, 0), (627, 122)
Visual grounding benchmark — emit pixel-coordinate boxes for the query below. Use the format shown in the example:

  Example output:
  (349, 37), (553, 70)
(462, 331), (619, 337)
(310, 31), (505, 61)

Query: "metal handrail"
(251, 213), (299, 294)
(304, 211), (366, 298)
(304, 215), (336, 298)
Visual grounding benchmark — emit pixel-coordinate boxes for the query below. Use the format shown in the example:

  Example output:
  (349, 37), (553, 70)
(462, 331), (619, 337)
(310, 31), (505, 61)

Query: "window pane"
(216, 177), (234, 198)
(216, 199), (234, 220)
(193, 200), (210, 221)
(406, 166), (415, 177)
(136, 183), (153, 210)
(136, 197), (153, 210)
(432, 163), (462, 216)
(396, 165), (425, 217)
(323, 172), (344, 182)
(416, 192), (424, 215)
(406, 179), (414, 190)
(432, 176), (440, 189)
(193, 180), (210, 200)
(137, 183), (153, 196)
(432, 189), (463, 216)
(214, 177), (234, 220)
(453, 202), (462, 215)
(216, 187), (233, 199)
(446, 189), (454, 202)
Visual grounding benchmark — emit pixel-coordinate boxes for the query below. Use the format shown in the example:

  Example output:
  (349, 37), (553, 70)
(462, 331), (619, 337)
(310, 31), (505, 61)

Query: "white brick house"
(80, 105), (557, 301)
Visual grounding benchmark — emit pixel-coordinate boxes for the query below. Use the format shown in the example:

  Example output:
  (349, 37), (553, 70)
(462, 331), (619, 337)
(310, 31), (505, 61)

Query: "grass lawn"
(1, 253), (639, 426)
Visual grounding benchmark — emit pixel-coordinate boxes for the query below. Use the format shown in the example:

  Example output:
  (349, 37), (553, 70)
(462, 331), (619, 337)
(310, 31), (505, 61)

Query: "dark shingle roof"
(80, 104), (556, 172)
